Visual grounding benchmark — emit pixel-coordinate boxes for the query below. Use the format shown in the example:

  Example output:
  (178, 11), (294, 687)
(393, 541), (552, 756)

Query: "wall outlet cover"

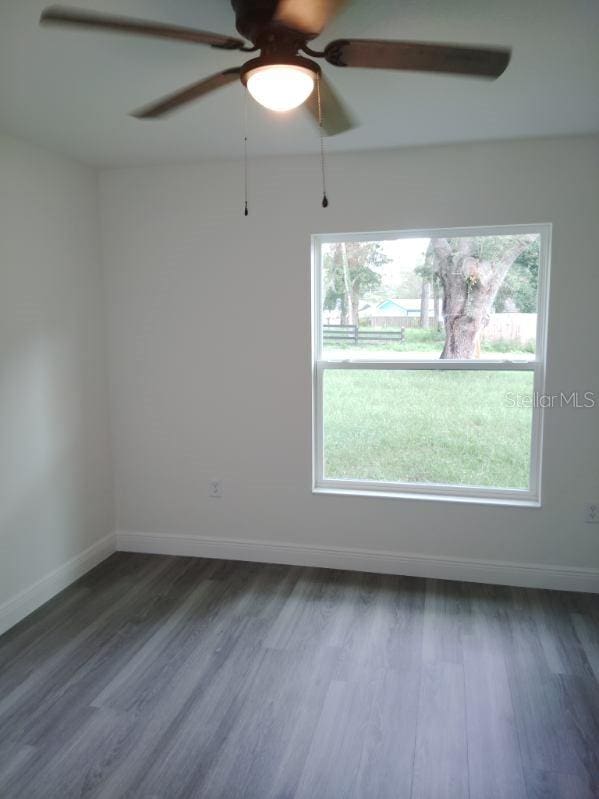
(209, 480), (223, 498)
(585, 503), (599, 523)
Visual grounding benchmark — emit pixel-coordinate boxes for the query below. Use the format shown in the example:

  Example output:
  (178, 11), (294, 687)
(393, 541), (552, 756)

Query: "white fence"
(481, 313), (537, 344)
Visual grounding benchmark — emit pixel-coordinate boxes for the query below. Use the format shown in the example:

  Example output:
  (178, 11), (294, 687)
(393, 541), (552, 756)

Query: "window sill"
(313, 485), (541, 508)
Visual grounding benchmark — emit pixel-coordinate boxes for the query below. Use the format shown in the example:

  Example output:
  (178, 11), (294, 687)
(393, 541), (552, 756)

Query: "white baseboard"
(3, 529), (592, 639)
(0, 532), (116, 636)
(116, 531), (599, 594)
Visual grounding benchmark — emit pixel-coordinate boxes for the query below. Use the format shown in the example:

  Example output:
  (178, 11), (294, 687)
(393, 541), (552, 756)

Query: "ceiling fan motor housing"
(231, 0), (317, 47)
(231, 0), (277, 41)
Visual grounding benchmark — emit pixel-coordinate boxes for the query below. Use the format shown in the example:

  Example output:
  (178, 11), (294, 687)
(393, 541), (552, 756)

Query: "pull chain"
(317, 73), (328, 208)
(243, 85), (249, 216)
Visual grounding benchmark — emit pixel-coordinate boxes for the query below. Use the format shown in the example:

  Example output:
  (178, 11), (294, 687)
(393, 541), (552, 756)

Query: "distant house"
(382, 298), (429, 317)
(324, 298), (438, 326)
(353, 298), (441, 329)
(363, 298), (436, 318)
(323, 299), (386, 325)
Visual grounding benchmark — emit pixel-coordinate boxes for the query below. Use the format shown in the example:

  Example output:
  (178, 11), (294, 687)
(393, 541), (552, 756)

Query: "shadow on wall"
(0, 333), (92, 602)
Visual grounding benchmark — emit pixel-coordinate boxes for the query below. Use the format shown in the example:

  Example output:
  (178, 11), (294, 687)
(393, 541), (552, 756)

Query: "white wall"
(0, 135), (114, 630)
(100, 135), (599, 590)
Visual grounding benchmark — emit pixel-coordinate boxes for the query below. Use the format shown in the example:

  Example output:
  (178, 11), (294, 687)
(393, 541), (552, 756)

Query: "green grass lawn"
(323, 370), (534, 489)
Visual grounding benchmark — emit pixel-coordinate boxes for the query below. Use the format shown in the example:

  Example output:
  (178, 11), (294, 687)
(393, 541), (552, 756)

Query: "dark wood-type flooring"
(1, 553), (598, 798)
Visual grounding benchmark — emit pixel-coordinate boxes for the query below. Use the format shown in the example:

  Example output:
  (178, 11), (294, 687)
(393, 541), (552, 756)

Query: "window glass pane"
(321, 234), (540, 361)
(322, 369), (534, 490)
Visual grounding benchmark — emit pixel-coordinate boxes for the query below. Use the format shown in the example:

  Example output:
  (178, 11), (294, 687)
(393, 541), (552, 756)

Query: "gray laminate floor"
(0, 553), (598, 798)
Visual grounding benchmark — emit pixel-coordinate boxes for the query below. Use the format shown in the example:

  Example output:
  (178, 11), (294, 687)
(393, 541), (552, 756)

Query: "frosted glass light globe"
(246, 64), (315, 112)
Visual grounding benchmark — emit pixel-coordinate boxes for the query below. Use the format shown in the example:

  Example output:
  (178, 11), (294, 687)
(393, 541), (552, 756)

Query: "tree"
(494, 237), (540, 312)
(419, 277), (431, 328)
(415, 245), (439, 329)
(394, 270), (422, 298)
(432, 235), (537, 359)
(323, 242), (389, 325)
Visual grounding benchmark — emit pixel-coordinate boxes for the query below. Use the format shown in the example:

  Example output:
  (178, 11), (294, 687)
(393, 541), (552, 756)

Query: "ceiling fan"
(40, 1), (511, 136)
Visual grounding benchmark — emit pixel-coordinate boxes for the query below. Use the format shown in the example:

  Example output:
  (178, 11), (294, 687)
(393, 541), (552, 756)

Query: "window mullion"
(317, 359), (539, 372)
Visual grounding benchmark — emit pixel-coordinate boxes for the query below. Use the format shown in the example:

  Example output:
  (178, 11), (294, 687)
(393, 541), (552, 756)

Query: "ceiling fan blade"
(273, 0), (348, 37)
(132, 68), (241, 119)
(324, 39), (511, 79)
(306, 74), (356, 136)
(40, 6), (246, 50)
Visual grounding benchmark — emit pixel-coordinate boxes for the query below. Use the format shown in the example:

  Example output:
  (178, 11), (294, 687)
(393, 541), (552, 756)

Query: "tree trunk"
(420, 279), (431, 328)
(441, 306), (484, 359)
(350, 288), (361, 327)
(340, 243), (354, 325)
(433, 279), (441, 332)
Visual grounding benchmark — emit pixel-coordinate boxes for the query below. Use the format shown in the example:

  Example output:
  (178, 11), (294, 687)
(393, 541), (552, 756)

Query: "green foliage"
(484, 338), (535, 354)
(494, 238), (540, 312)
(403, 328), (445, 344)
(393, 271), (422, 298)
(450, 235), (527, 262)
(323, 242), (388, 317)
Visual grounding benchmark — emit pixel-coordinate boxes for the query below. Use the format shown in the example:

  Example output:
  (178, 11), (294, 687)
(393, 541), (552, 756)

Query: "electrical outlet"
(209, 479), (223, 498)
(585, 503), (599, 523)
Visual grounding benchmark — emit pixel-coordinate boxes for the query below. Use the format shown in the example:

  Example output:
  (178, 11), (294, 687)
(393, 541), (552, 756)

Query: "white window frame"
(311, 223), (552, 506)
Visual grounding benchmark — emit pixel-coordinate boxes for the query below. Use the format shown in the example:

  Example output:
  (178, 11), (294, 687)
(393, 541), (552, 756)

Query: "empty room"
(1, 0), (598, 797)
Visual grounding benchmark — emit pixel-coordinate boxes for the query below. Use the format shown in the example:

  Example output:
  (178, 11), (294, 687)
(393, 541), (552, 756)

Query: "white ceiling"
(1, 0), (598, 167)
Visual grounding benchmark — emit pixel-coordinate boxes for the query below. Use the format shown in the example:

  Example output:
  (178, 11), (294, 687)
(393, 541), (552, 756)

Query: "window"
(312, 225), (551, 504)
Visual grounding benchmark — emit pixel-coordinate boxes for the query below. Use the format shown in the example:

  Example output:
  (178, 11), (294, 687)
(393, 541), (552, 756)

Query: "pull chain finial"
(316, 74), (328, 208)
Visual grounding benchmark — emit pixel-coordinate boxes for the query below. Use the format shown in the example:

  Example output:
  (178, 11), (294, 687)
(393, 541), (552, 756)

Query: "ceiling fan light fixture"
(245, 64), (316, 112)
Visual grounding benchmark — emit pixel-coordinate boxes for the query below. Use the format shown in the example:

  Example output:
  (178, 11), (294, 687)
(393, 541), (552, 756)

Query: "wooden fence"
(323, 325), (405, 344)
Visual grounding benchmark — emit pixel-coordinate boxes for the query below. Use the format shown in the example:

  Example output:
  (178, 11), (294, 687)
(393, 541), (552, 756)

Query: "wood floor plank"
(0, 553), (597, 798)
(422, 577), (471, 665)
(411, 661), (470, 799)
(461, 586), (527, 799)
(261, 648), (345, 799)
(90, 562), (215, 708)
(504, 593), (599, 795)
(6, 707), (135, 799)
(0, 739), (37, 795)
(553, 674), (599, 793)
(0, 555), (174, 711)
(530, 590), (596, 678)
(526, 770), (597, 799)
(354, 667), (421, 799)
(0, 556), (189, 745)
(572, 611), (599, 681)
(0, 554), (161, 698)
(295, 677), (375, 799)
(93, 611), (274, 796)
(198, 644), (339, 799)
